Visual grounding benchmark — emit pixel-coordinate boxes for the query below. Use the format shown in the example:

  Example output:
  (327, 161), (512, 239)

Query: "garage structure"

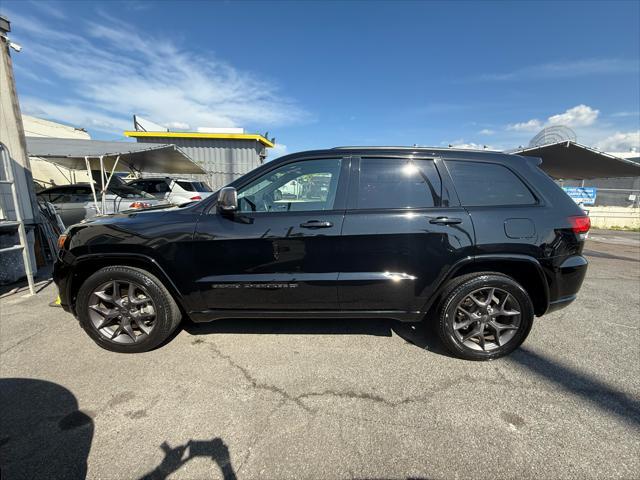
(124, 126), (275, 190)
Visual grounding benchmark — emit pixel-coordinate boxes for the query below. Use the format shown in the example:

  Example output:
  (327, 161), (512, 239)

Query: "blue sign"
(562, 187), (597, 205)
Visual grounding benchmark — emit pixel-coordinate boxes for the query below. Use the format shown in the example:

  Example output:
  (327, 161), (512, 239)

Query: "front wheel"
(76, 266), (182, 353)
(438, 273), (534, 361)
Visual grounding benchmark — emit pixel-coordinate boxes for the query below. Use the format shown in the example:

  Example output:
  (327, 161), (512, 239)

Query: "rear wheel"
(76, 266), (181, 353)
(438, 273), (534, 360)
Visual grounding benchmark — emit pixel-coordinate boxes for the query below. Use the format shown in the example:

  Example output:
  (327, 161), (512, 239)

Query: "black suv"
(54, 147), (589, 360)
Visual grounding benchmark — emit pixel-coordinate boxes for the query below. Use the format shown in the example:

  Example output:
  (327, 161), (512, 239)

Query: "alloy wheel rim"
(87, 280), (157, 344)
(452, 287), (521, 352)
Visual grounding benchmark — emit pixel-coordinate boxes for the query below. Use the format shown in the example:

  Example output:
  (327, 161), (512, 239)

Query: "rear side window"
(446, 161), (536, 206)
(176, 181), (196, 191)
(357, 158), (442, 209)
(176, 181), (212, 192)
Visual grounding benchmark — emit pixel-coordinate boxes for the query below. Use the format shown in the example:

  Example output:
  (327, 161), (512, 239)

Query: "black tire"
(76, 266), (181, 353)
(437, 273), (534, 361)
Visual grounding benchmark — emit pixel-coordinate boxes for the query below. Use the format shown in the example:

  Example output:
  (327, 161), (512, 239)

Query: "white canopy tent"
(26, 137), (205, 215)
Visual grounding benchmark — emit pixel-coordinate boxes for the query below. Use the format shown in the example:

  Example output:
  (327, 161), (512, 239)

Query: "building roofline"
(123, 130), (275, 148)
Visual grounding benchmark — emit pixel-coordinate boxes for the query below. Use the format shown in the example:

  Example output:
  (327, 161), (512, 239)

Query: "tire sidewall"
(439, 274), (534, 361)
(76, 267), (178, 353)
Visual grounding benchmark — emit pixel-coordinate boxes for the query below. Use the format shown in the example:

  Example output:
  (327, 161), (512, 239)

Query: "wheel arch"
(424, 255), (550, 318)
(68, 254), (187, 317)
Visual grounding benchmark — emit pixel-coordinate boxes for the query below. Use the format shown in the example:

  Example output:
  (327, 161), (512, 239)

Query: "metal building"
(124, 130), (275, 189)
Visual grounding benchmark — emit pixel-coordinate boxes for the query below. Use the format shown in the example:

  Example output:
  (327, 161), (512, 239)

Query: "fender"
(420, 253), (550, 316)
(65, 252), (189, 314)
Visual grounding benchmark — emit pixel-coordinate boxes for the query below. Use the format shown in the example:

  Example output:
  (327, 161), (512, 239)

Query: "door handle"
(300, 220), (333, 229)
(429, 216), (462, 225)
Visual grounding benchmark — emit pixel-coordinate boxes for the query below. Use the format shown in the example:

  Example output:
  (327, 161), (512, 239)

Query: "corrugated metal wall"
(135, 137), (265, 189)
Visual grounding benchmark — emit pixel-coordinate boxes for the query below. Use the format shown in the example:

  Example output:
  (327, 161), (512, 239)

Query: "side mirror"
(217, 186), (238, 214)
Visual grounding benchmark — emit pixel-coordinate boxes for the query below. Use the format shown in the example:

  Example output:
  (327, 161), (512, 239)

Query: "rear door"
(338, 156), (475, 313)
(443, 160), (541, 257)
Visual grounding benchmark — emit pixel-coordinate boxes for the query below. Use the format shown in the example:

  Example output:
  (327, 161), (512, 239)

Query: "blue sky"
(3, 0), (639, 158)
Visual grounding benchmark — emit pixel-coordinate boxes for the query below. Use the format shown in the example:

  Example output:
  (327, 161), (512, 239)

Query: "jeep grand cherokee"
(54, 147), (589, 360)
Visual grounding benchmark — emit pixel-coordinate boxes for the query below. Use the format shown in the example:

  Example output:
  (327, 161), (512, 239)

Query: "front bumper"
(52, 251), (74, 314)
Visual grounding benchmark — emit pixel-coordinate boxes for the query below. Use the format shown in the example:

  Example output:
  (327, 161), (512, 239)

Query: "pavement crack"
(0, 331), (40, 355)
(206, 343), (310, 412)
(206, 343), (510, 414)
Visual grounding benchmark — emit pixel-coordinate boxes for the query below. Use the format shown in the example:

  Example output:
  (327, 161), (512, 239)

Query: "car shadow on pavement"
(182, 316), (456, 358)
(510, 347), (640, 426)
(0, 378), (94, 480)
(138, 438), (237, 480)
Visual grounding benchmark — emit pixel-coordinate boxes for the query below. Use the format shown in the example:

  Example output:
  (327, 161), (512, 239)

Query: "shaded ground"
(1, 233), (638, 479)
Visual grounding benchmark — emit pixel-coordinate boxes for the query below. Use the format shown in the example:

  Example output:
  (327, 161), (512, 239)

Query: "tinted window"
(237, 158), (342, 213)
(108, 184), (154, 199)
(39, 186), (74, 203)
(445, 161), (536, 206)
(356, 158), (441, 209)
(176, 181), (212, 192)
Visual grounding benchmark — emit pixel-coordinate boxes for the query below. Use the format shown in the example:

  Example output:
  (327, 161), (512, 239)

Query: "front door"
(193, 156), (349, 311)
(338, 156), (475, 314)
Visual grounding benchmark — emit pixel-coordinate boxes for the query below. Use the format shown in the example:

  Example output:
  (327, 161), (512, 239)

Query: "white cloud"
(267, 143), (288, 160)
(10, 11), (309, 135)
(165, 121), (190, 130)
(478, 128), (495, 135)
(507, 119), (543, 132)
(21, 96), (130, 133)
(548, 104), (599, 127)
(476, 58), (639, 82)
(595, 131), (640, 152)
(27, 0), (67, 20)
(506, 104), (600, 134)
(610, 111), (640, 118)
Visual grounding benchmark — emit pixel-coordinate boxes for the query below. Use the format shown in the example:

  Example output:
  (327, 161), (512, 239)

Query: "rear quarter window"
(445, 160), (536, 206)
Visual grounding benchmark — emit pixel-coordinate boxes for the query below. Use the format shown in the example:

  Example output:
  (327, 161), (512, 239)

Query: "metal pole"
(85, 156), (100, 215)
(99, 155), (106, 215)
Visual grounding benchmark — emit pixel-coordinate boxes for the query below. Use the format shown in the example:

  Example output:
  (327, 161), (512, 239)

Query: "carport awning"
(512, 141), (640, 179)
(25, 137), (205, 174)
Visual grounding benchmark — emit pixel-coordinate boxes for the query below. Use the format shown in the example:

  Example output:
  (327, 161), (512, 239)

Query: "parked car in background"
(37, 183), (168, 227)
(54, 147), (589, 359)
(127, 177), (213, 205)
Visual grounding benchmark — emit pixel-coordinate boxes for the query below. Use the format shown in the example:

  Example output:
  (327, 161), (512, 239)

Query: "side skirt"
(189, 309), (423, 323)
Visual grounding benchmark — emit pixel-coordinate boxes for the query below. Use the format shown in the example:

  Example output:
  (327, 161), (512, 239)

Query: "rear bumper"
(545, 255), (588, 314)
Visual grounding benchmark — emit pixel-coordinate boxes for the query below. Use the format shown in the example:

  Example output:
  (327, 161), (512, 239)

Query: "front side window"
(356, 158), (442, 209)
(237, 158), (342, 213)
(445, 161), (536, 206)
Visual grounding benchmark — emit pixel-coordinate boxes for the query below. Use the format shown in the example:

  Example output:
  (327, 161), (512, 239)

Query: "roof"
(333, 145), (501, 153)
(124, 130), (275, 148)
(26, 137), (206, 175)
(511, 141), (640, 179)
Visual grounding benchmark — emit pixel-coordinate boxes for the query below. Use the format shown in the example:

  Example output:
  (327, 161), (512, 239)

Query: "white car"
(36, 183), (168, 227)
(127, 177), (213, 205)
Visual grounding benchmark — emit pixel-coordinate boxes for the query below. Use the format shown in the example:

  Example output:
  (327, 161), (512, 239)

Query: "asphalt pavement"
(1, 230), (638, 479)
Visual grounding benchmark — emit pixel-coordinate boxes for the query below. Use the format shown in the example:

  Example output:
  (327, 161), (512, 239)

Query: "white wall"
(23, 115), (93, 188)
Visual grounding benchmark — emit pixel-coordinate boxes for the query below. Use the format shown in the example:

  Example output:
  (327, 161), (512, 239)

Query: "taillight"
(190, 195), (202, 201)
(57, 234), (68, 250)
(569, 215), (591, 234)
(129, 202), (151, 209)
